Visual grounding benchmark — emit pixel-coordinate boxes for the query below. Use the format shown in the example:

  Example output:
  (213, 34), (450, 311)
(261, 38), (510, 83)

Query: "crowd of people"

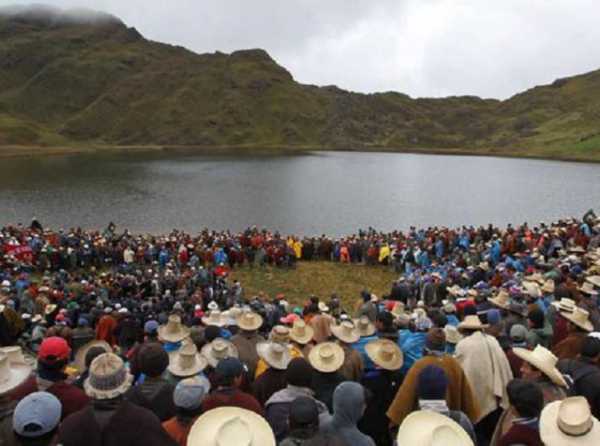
(1, 212), (600, 445)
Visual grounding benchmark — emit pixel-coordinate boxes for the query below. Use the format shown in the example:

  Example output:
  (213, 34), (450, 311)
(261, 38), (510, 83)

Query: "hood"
(331, 381), (365, 426)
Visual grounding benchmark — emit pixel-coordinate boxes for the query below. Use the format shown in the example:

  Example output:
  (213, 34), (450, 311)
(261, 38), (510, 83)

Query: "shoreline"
(0, 144), (599, 164)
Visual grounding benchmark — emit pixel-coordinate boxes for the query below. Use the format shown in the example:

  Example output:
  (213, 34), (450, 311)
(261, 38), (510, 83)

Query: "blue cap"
(77, 317), (89, 327)
(173, 376), (211, 410)
(487, 309), (501, 325)
(144, 320), (159, 334)
(13, 392), (61, 438)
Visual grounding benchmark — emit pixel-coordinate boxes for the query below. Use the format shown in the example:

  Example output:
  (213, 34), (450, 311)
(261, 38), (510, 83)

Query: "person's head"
(375, 311), (394, 332)
(520, 360), (544, 382)
(424, 328), (446, 355)
(510, 324), (528, 347)
(12, 392), (61, 441)
(173, 376), (211, 421)
(215, 357), (244, 388)
(507, 379), (543, 418)
(143, 320), (159, 341)
(85, 346), (108, 370)
(38, 337), (71, 373)
(288, 396), (319, 433)
(203, 325), (221, 343)
(138, 343), (169, 378)
(428, 310), (448, 329)
(286, 357), (313, 389)
(528, 308), (545, 330)
(580, 336), (600, 363)
(417, 365), (448, 400)
(332, 382), (367, 423)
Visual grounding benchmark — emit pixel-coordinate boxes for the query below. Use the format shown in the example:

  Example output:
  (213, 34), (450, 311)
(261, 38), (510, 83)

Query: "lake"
(0, 151), (599, 236)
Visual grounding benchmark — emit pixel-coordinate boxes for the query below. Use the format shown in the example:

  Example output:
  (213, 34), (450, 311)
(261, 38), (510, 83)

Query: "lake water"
(0, 151), (599, 236)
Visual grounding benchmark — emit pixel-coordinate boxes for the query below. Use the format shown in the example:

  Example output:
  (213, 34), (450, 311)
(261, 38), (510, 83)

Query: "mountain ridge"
(1, 5), (599, 160)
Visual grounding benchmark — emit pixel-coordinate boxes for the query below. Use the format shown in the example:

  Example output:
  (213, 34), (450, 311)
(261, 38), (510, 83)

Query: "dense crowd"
(1, 212), (600, 446)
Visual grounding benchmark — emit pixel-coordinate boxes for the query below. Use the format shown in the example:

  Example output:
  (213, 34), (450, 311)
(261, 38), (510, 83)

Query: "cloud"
(2, 0), (600, 99)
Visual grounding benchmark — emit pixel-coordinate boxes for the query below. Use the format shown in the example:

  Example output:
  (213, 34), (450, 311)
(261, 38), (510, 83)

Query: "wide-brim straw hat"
(236, 312), (263, 331)
(552, 298), (576, 313)
(513, 345), (567, 387)
(561, 307), (594, 332)
(331, 321), (360, 344)
(488, 289), (511, 310)
(586, 275), (600, 289)
(458, 315), (488, 331)
(397, 410), (474, 446)
(542, 280), (555, 294)
(579, 282), (599, 296)
(158, 315), (191, 343)
(44, 304), (57, 315)
(168, 341), (208, 377)
(522, 281), (542, 299)
(0, 351), (32, 396)
(73, 340), (111, 373)
(540, 397), (600, 446)
(525, 272), (545, 285)
(202, 310), (226, 328)
(201, 338), (238, 368)
(256, 342), (291, 370)
(444, 325), (463, 344)
(365, 339), (403, 371)
(289, 320), (314, 345)
(84, 353), (133, 400)
(318, 302), (330, 313)
(308, 342), (345, 373)
(353, 316), (376, 337)
(187, 406), (275, 446)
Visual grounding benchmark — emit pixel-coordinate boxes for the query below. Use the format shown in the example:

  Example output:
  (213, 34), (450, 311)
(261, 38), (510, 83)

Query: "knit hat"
(286, 358), (313, 388)
(13, 392), (61, 438)
(173, 376), (211, 410)
(417, 365), (449, 400)
(84, 353), (133, 400)
(138, 343), (169, 377)
(289, 396), (319, 426)
(425, 328), (446, 353)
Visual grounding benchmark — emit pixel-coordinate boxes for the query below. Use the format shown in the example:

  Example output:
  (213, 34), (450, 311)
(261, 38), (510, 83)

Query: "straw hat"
(269, 325), (291, 344)
(84, 353), (133, 400)
(540, 397), (600, 446)
(256, 342), (291, 370)
(526, 272), (545, 285)
(353, 316), (376, 337)
(586, 275), (600, 289)
(0, 351), (31, 395)
(318, 302), (330, 313)
(331, 321), (360, 344)
(201, 338), (238, 368)
(73, 340), (111, 373)
(168, 340), (208, 377)
(542, 280), (555, 294)
(0, 346), (26, 364)
(458, 315), (488, 331)
(236, 312), (263, 331)
(513, 345), (567, 387)
(444, 325), (463, 344)
(289, 320), (314, 345)
(579, 282), (599, 297)
(391, 302), (406, 317)
(522, 281), (542, 299)
(308, 342), (345, 373)
(187, 406), (276, 446)
(488, 289), (510, 310)
(397, 410), (474, 446)
(552, 298), (577, 313)
(158, 315), (191, 343)
(44, 304), (57, 315)
(365, 339), (403, 371)
(202, 310), (226, 328)
(562, 307), (594, 332)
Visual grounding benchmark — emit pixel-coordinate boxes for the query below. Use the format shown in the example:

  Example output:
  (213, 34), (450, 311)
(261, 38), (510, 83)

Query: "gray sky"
(3, 0), (600, 99)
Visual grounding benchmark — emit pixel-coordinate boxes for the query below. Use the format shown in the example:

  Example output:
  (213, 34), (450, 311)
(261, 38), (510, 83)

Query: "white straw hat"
(236, 312), (263, 331)
(201, 338), (238, 368)
(187, 406), (275, 446)
(202, 310), (226, 328)
(0, 351), (31, 396)
(331, 321), (360, 344)
(256, 342), (291, 370)
(562, 307), (594, 332)
(158, 315), (191, 343)
(308, 342), (344, 373)
(84, 353), (133, 400)
(540, 397), (600, 446)
(365, 339), (403, 371)
(168, 340), (208, 377)
(513, 345), (567, 387)
(289, 320), (314, 345)
(353, 316), (376, 337)
(397, 410), (474, 446)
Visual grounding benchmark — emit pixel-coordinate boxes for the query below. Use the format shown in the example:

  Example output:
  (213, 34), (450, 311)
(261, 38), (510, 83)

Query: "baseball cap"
(173, 376), (211, 410)
(38, 337), (70, 364)
(289, 396), (319, 426)
(13, 392), (61, 437)
(215, 357), (244, 379)
(144, 320), (159, 335)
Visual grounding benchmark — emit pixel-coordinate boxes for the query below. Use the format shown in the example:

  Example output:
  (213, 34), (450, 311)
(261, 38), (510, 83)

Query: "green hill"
(1, 5), (600, 160)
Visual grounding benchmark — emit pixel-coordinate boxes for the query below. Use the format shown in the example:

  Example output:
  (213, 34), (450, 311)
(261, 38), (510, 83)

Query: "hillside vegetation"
(1, 5), (600, 160)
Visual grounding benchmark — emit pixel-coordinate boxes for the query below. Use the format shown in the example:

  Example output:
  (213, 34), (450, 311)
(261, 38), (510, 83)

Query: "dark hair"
(581, 336), (600, 359)
(429, 310), (448, 328)
(286, 358), (313, 388)
(376, 311), (394, 331)
(527, 308), (545, 329)
(85, 346), (108, 368)
(506, 379), (543, 418)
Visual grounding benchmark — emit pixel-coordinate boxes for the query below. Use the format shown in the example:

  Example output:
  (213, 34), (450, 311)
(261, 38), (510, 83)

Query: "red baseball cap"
(38, 337), (71, 363)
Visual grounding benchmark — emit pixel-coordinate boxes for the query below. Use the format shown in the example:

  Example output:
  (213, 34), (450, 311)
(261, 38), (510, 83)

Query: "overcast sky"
(3, 0), (600, 99)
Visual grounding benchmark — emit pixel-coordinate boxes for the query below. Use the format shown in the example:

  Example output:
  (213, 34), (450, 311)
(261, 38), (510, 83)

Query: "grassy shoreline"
(1, 143), (600, 163)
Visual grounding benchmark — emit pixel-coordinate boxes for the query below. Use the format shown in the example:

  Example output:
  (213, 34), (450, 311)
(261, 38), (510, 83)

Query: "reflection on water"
(0, 151), (599, 235)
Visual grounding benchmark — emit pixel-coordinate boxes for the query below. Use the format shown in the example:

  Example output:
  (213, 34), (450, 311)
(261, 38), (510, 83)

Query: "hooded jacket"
(321, 382), (375, 446)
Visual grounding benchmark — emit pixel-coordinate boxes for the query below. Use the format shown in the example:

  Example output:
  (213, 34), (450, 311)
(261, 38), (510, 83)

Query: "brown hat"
(489, 289), (510, 310)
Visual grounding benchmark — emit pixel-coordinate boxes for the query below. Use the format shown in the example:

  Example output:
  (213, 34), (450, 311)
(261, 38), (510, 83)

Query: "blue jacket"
(398, 330), (426, 375)
(352, 335), (379, 372)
